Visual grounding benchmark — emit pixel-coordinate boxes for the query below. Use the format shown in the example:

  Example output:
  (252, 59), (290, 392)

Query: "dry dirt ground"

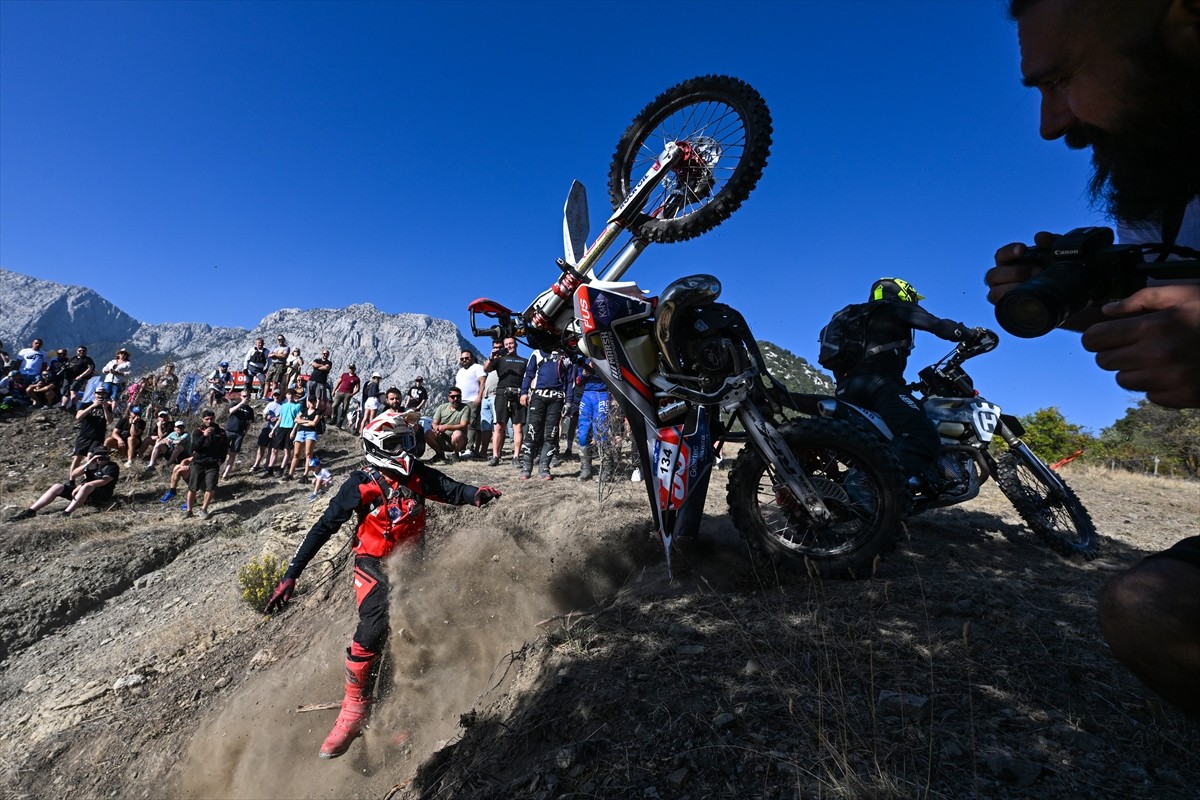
(0, 404), (1197, 800)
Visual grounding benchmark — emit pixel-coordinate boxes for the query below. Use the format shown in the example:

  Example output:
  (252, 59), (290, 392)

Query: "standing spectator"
(424, 388), (470, 463)
(454, 351), (487, 458)
(185, 409), (228, 520)
(101, 349), (133, 407)
(568, 359), (614, 481)
(261, 412), (500, 759)
(47, 348), (69, 385)
(9, 445), (119, 520)
(519, 348), (570, 480)
(402, 375), (428, 413)
(484, 337), (527, 467)
(248, 410), (278, 474)
(308, 349), (334, 408)
(154, 362), (180, 411)
(286, 347), (304, 392)
(0, 340), (10, 369)
(266, 335), (290, 397)
(206, 360), (234, 407)
(357, 374), (381, 434)
(59, 346), (95, 410)
(243, 338), (269, 399)
(149, 419), (190, 472)
(222, 390), (255, 479)
(288, 395), (323, 481)
(265, 388), (302, 478)
(105, 406), (147, 467)
(72, 388), (114, 472)
(331, 364), (361, 428)
(15, 338), (47, 385)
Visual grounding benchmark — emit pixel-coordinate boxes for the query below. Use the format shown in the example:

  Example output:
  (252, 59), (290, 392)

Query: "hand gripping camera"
(994, 226), (1200, 338)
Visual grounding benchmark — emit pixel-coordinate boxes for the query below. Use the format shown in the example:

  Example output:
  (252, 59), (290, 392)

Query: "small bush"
(237, 554), (287, 612)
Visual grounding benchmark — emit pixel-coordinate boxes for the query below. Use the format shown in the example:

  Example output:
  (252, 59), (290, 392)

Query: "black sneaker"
(10, 508), (36, 521)
(427, 453), (445, 464)
(487, 456), (501, 467)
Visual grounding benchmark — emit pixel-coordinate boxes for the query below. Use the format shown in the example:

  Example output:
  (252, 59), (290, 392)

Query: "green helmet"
(870, 277), (924, 303)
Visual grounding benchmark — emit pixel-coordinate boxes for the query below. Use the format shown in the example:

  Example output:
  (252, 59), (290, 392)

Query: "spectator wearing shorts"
(60, 346), (96, 410)
(266, 335), (290, 396)
(9, 445), (120, 520)
(185, 409), (228, 519)
(222, 390), (256, 479)
(454, 351), (487, 458)
(73, 387), (114, 472)
(250, 409), (279, 474)
(105, 406), (146, 467)
(267, 389), (302, 477)
(147, 418), (187, 471)
(289, 395), (323, 481)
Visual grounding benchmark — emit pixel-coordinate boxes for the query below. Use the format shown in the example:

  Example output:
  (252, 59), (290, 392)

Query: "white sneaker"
(458, 451), (475, 460)
(631, 468), (642, 482)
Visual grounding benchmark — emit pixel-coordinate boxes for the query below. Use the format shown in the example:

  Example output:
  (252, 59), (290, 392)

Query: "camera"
(994, 227), (1147, 338)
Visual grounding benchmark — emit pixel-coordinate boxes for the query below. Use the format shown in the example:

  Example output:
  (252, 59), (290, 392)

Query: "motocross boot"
(578, 445), (593, 482)
(319, 649), (375, 759)
(538, 445), (553, 480)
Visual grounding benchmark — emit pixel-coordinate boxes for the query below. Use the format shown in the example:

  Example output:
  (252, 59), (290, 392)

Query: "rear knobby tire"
(992, 451), (1100, 559)
(727, 418), (908, 579)
(609, 75), (772, 243)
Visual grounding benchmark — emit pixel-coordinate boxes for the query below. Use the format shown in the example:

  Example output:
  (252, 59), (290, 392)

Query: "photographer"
(989, 0), (1200, 717)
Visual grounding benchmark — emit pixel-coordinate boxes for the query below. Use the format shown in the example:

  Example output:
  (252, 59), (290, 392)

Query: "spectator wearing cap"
(307, 457), (332, 501)
(59, 346), (96, 410)
(185, 409), (228, 519)
(105, 406), (147, 467)
(9, 445), (120, 520)
(266, 335), (290, 397)
(206, 360), (234, 408)
(331, 364), (361, 428)
(222, 389), (256, 479)
(403, 375), (428, 413)
(146, 418), (188, 470)
(27, 360), (64, 407)
(358, 371), (383, 432)
(101, 349), (132, 407)
(249, 407), (279, 474)
(263, 388), (302, 478)
(72, 387), (114, 472)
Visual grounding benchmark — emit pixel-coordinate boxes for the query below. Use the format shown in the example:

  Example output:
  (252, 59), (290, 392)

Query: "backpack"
(817, 302), (880, 374)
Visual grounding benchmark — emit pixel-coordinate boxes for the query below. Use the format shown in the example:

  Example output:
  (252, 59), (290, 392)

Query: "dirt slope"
(0, 405), (1197, 800)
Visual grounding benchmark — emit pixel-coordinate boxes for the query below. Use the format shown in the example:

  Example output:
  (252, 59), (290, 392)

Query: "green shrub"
(237, 554), (287, 612)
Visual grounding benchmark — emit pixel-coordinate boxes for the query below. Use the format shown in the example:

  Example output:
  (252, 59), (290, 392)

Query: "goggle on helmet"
(361, 411), (423, 476)
(870, 277), (925, 303)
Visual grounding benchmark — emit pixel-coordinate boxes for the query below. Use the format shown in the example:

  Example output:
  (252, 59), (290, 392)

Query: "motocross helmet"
(362, 410), (425, 476)
(870, 277), (924, 303)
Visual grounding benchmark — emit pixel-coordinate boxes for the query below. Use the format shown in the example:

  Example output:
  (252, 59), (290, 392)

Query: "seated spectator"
(147, 418), (189, 470)
(424, 388), (470, 463)
(59, 346), (96, 410)
(404, 375), (429, 412)
(206, 360), (234, 407)
(26, 372), (61, 408)
(105, 406), (147, 467)
(9, 445), (120, 520)
(140, 410), (173, 460)
(153, 362), (180, 411)
(306, 457), (332, 502)
(159, 455), (193, 505)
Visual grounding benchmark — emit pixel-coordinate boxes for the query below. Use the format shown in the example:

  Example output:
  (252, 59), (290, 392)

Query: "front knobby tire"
(992, 451), (1100, 559)
(727, 419), (908, 579)
(609, 75), (772, 243)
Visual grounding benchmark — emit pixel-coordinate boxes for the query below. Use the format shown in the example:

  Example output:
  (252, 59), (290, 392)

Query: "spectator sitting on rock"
(145, 416), (185, 470)
(72, 387), (114, 472)
(26, 370), (62, 408)
(59, 346), (96, 411)
(15, 338), (47, 387)
(307, 458), (332, 502)
(105, 406), (147, 468)
(331, 364), (360, 428)
(424, 387), (470, 463)
(139, 410), (173, 461)
(101, 349), (132, 407)
(206, 360), (234, 407)
(9, 445), (120, 520)
(158, 450), (193, 505)
(243, 337), (268, 399)
(266, 335), (290, 397)
(222, 389), (255, 479)
(184, 409), (228, 520)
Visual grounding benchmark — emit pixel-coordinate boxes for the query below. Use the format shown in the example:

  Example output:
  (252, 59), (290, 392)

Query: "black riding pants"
(837, 373), (939, 480)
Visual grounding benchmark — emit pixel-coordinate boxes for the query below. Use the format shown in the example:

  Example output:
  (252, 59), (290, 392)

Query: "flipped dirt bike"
(469, 76), (908, 578)
(808, 333), (1100, 559)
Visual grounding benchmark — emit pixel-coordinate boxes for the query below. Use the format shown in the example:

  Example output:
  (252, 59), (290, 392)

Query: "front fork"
(995, 424), (1068, 497)
(736, 400), (834, 524)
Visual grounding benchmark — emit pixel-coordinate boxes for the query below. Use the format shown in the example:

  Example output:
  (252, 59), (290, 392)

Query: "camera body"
(994, 226), (1146, 338)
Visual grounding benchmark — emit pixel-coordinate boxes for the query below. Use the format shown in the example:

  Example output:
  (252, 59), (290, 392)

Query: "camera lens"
(994, 262), (1093, 338)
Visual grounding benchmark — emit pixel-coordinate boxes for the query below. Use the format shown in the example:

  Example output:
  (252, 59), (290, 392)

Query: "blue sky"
(2, 0), (1136, 432)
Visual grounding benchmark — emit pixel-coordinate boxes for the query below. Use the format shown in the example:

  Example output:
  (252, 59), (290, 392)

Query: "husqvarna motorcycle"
(811, 333), (1100, 559)
(469, 76), (908, 578)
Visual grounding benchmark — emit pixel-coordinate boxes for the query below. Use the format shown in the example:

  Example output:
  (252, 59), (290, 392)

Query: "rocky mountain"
(759, 340), (833, 394)
(0, 268), (481, 397)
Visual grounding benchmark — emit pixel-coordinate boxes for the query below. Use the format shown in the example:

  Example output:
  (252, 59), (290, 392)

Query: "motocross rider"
(833, 278), (990, 493)
(262, 409), (502, 759)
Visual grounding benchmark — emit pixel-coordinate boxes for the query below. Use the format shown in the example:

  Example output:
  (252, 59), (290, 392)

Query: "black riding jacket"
(847, 301), (970, 381)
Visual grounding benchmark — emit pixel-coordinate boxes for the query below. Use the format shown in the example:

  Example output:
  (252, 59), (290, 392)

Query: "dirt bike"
(808, 333), (1100, 559)
(469, 76), (909, 578)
